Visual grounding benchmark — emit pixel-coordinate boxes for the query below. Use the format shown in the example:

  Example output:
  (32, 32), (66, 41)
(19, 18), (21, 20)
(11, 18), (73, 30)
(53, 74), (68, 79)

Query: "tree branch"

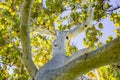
(107, 5), (120, 14)
(20, 0), (38, 78)
(33, 26), (56, 37)
(67, 1), (96, 39)
(35, 37), (120, 80)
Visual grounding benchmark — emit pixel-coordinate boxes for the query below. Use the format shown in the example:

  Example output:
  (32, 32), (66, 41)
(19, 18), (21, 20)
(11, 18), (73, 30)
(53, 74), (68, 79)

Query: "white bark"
(34, 26), (56, 37)
(67, 1), (96, 39)
(19, 0), (120, 80)
(95, 69), (100, 80)
(34, 37), (120, 80)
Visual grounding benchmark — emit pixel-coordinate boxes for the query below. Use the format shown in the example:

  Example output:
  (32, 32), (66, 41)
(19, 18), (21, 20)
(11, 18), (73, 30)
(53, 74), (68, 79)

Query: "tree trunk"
(34, 37), (120, 80)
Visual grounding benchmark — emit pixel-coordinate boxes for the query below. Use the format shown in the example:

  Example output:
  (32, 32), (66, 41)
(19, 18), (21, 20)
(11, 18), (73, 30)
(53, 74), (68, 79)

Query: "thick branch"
(20, 0), (38, 78)
(35, 37), (120, 80)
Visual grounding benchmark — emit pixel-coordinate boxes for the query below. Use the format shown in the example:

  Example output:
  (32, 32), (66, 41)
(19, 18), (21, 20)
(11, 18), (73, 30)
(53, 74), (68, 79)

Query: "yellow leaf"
(38, 0), (42, 3)
(12, 31), (17, 36)
(87, 71), (96, 79)
(9, 9), (15, 16)
(8, 44), (12, 47)
(15, 74), (19, 77)
(114, 23), (120, 27)
(0, 3), (9, 10)
(102, 15), (107, 18)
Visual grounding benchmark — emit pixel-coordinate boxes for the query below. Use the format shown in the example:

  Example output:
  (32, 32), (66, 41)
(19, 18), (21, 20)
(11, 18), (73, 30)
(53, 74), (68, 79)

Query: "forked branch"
(35, 37), (120, 80)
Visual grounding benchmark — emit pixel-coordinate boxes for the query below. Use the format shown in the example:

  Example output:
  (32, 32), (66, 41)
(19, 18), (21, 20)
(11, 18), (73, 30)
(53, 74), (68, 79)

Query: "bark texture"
(20, 0), (38, 79)
(19, 0), (120, 80)
(34, 37), (120, 80)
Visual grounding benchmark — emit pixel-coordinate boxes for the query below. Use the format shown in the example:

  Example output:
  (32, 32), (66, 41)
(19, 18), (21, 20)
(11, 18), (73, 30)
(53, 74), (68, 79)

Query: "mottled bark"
(20, 0), (38, 79)
(34, 37), (120, 80)
(19, 0), (120, 80)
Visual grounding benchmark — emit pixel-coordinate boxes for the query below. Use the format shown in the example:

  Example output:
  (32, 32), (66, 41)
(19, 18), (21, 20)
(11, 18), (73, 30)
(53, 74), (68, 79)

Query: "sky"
(53, 0), (119, 50)
(71, 17), (117, 50)
(71, 0), (120, 50)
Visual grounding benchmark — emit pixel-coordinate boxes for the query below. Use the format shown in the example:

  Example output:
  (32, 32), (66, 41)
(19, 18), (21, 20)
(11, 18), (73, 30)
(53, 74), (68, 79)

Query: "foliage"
(0, 0), (120, 79)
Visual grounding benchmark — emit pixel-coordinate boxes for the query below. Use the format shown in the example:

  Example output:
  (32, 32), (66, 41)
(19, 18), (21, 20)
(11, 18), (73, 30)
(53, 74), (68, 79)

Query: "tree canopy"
(0, 0), (120, 80)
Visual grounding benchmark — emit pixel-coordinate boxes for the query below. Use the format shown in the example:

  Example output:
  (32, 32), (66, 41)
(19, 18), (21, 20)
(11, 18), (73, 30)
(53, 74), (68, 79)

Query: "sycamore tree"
(0, 0), (120, 80)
